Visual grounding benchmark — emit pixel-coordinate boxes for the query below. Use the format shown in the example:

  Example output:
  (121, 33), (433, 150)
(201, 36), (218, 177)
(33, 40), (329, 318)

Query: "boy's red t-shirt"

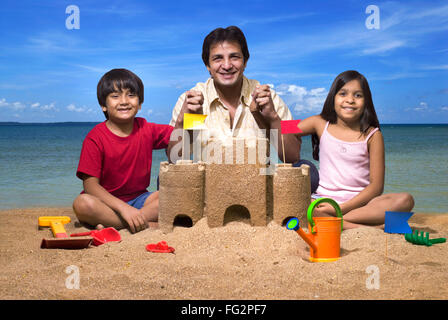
(76, 117), (173, 202)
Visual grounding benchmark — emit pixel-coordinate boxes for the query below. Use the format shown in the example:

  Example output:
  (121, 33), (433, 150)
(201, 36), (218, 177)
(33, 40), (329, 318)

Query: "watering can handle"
(307, 198), (343, 234)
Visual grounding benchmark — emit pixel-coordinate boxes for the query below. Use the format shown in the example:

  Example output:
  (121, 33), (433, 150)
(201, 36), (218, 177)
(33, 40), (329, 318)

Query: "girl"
(298, 70), (414, 229)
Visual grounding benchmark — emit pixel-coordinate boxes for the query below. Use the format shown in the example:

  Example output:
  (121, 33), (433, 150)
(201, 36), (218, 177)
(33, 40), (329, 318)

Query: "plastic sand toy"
(404, 230), (446, 246)
(70, 227), (121, 246)
(39, 216), (93, 249)
(286, 198), (343, 262)
(146, 241), (175, 253)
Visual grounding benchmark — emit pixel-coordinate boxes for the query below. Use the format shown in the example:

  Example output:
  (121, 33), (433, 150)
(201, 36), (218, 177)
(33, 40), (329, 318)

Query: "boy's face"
(102, 87), (141, 123)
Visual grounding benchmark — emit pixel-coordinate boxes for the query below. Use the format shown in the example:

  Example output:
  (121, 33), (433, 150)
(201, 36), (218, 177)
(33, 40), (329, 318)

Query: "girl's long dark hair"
(312, 70), (380, 160)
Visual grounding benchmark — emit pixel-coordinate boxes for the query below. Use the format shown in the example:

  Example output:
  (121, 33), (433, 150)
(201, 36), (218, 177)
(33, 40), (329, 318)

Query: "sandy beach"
(1, 207), (447, 300)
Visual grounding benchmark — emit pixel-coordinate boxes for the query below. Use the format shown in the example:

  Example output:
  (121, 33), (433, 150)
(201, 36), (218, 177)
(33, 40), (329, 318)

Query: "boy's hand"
(120, 206), (148, 233)
(250, 85), (278, 123)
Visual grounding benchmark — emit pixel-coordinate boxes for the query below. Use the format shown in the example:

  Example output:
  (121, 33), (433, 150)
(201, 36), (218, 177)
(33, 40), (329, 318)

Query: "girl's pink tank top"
(314, 121), (379, 203)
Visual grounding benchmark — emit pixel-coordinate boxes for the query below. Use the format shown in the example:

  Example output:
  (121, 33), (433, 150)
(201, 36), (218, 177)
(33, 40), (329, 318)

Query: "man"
(167, 26), (318, 191)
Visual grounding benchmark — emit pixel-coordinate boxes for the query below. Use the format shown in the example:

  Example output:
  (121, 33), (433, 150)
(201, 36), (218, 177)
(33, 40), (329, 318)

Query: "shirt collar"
(206, 75), (252, 107)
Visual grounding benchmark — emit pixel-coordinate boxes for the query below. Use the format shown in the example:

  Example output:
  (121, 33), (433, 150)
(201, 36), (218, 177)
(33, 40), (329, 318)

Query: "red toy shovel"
(71, 227), (121, 246)
(146, 241), (175, 253)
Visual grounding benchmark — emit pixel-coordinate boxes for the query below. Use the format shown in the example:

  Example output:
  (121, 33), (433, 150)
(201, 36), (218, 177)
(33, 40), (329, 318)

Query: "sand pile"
(1, 207), (447, 300)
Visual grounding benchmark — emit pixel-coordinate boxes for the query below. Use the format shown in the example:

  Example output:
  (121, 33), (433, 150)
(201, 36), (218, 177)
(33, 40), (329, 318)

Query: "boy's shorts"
(127, 192), (152, 209)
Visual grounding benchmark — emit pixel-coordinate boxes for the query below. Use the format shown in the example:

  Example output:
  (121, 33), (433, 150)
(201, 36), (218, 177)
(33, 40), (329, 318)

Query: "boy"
(73, 68), (173, 233)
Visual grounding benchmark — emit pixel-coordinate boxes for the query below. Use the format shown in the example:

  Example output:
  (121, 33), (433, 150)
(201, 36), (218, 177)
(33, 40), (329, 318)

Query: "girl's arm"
(340, 130), (385, 214)
(296, 115), (323, 137)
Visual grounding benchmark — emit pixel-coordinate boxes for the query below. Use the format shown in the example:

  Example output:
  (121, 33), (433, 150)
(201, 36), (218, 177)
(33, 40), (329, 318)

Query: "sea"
(0, 122), (447, 213)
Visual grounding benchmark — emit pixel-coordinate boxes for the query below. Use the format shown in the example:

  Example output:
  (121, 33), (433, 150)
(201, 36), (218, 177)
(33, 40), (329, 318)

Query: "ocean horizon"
(0, 122), (447, 213)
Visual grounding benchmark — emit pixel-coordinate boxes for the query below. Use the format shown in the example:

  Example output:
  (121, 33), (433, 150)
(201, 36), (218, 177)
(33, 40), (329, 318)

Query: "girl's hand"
(313, 202), (337, 217)
(120, 206), (148, 233)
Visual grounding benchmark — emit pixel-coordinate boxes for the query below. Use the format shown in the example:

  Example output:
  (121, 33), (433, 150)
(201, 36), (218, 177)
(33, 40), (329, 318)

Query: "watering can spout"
(286, 218), (317, 251)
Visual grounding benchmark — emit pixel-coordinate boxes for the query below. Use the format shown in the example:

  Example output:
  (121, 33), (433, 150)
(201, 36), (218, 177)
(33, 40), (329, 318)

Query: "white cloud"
(67, 104), (82, 112)
(30, 102), (59, 112)
(67, 104), (95, 114)
(250, 3), (448, 65)
(441, 106), (448, 111)
(421, 65), (448, 71)
(39, 103), (58, 111)
(274, 84), (327, 114)
(0, 98), (25, 111)
(0, 98), (60, 113)
(361, 40), (406, 55)
(239, 12), (315, 26)
(414, 102), (428, 111)
(0, 98), (8, 107)
(11, 102), (26, 111)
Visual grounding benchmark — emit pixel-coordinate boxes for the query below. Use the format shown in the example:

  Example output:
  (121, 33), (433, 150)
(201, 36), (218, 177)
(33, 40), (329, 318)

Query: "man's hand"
(175, 90), (204, 128)
(181, 90), (204, 114)
(120, 205), (148, 233)
(250, 85), (278, 123)
(170, 90), (204, 162)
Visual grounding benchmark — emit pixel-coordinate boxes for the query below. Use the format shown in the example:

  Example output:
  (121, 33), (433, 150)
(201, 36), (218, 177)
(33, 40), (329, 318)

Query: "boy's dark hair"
(97, 68), (144, 119)
(311, 70), (380, 161)
(202, 26), (250, 66)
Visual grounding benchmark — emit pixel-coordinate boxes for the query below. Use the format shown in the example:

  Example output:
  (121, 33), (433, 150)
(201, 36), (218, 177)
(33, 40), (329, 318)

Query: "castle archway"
(223, 205), (251, 225)
(173, 214), (193, 228)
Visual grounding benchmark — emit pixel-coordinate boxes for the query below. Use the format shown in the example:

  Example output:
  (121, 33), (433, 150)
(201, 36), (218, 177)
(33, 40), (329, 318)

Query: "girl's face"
(334, 79), (365, 124)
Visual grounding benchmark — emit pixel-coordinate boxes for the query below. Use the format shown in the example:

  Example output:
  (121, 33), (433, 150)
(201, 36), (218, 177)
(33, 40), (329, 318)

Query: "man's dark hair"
(97, 68), (144, 119)
(202, 26), (250, 66)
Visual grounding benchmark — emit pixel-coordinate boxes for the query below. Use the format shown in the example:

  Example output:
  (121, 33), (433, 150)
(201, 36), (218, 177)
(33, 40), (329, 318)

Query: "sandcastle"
(158, 137), (311, 233)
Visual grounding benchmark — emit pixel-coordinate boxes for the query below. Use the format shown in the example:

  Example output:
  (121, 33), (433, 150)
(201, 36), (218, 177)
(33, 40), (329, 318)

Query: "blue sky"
(0, 0), (447, 124)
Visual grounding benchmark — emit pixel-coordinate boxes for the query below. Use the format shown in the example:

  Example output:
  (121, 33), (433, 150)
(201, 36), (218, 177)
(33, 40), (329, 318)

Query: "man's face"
(207, 41), (246, 90)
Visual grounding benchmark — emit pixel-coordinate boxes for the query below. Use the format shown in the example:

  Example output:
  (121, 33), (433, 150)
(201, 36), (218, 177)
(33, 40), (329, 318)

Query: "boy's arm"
(82, 174), (147, 233)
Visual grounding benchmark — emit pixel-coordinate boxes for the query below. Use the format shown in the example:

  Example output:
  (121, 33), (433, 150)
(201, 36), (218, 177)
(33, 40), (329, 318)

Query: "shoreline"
(1, 207), (447, 300)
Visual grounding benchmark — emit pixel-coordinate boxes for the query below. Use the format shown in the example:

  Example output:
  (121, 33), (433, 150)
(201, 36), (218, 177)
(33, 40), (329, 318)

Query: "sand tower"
(273, 163), (311, 227)
(204, 137), (270, 227)
(158, 160), (205, 233)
